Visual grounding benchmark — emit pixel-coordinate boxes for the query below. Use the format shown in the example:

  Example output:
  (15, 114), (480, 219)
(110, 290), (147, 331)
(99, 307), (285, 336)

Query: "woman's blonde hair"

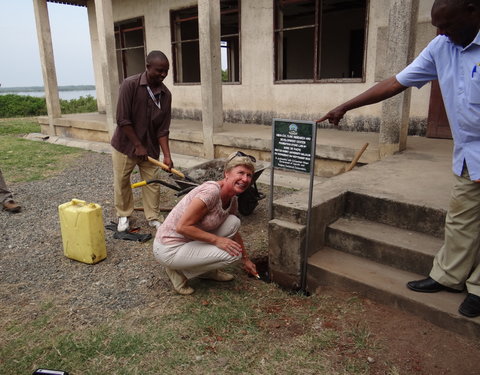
(224, 151), (256, 173)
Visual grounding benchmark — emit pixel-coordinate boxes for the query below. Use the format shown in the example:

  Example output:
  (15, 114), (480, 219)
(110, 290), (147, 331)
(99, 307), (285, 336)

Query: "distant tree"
(60, 95), (97, 114)
(0, 95), (46, 117)
(222, 70), (228, 82)
(0, 94), (97, 118)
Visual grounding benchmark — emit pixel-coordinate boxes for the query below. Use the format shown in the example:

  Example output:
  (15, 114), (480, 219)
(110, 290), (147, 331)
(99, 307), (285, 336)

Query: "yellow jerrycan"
(58, 199), (107, 264)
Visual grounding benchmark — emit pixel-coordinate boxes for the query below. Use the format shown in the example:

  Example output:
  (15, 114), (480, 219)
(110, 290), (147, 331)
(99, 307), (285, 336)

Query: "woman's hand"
(176, 200), (244, 257)
(215, 237), (242, 256)
(242, 258), (258, 277)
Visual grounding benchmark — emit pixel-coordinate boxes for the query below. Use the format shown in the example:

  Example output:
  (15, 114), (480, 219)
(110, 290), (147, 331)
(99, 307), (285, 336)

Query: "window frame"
(170, 1), (241, 85)
(114, 17), (146, 83)
(273, 0), (369, 84)
(170, 6), (200, 86)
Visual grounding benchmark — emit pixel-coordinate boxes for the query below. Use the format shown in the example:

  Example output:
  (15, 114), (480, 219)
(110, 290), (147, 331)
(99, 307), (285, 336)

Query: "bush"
(60, 95), (98, 114)
(0, 94), (98, 118)
(0, 94), (47, 117)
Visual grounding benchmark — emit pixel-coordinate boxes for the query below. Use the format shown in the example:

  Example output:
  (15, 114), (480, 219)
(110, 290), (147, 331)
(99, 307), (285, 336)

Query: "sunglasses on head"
(228, 151), (256, 163)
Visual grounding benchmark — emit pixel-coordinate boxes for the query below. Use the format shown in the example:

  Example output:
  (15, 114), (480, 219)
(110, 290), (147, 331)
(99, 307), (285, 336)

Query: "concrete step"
(344, 192), (446, 239)
(326, 216), (443, 275)
(308, 247), (480, 340)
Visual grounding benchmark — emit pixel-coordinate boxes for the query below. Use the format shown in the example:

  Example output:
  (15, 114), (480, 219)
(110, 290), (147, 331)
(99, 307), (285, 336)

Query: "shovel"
(147, 156), (197, 183)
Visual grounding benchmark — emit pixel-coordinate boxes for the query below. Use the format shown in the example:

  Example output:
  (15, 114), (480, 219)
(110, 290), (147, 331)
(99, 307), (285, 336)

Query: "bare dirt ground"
(1, 151), (480, 374)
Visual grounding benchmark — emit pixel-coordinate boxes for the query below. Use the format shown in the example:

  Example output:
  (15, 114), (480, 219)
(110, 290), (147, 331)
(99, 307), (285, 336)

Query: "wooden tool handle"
(345, 143), (369, 172)
(147, 156), (186, 179)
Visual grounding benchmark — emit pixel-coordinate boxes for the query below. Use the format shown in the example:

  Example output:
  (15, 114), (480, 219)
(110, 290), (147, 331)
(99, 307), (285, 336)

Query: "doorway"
(426, 80), (452, 139)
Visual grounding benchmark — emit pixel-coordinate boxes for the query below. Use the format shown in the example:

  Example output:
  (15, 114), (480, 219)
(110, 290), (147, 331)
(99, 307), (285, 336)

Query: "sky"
(0, 0), (94, 88)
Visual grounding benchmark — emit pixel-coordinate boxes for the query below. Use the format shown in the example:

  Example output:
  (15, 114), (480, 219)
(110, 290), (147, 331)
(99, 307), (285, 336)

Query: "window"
(115, 17), (146, 83)
(220, 1), (240, 82)
(171, 7), (201, 83)
(170, 1), (240, 84)
(274, 0), (368, 82)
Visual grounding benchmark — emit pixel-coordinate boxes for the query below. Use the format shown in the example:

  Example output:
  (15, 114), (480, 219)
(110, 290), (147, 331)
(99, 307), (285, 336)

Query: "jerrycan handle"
(71, 199), (87, 206)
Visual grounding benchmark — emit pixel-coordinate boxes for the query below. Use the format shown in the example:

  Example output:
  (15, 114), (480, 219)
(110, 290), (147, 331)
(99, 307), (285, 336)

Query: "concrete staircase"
(307, 192), (480, 339)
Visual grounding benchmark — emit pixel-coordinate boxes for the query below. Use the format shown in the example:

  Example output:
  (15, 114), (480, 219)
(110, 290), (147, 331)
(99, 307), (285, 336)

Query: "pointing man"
(318, 0), (480, 317)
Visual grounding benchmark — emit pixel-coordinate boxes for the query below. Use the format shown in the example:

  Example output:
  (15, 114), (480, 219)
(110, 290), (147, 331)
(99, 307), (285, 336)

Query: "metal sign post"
(269, 119), (317, 292)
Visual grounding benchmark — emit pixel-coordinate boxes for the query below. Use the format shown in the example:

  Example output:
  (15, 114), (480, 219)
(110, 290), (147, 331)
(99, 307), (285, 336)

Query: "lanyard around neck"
(146, 86), (161, 110)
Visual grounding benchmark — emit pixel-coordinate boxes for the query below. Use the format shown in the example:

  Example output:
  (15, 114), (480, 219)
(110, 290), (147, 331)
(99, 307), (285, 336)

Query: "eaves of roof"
(47, 0), (87, 7)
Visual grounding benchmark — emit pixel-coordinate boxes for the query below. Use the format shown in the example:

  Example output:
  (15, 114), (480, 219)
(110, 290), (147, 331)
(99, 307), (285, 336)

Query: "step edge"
(328, 217), (443, 257)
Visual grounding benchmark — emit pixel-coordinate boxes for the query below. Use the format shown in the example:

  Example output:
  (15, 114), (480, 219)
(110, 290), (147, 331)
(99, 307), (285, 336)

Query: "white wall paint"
(106, 0), (436, 128)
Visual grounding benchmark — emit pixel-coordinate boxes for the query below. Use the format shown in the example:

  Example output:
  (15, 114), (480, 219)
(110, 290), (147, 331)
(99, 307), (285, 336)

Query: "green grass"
(0, 285), (386, 375)
(0, 118), (84, 183)
(0, 119), (40, 135)
(349, 324), (375, 350)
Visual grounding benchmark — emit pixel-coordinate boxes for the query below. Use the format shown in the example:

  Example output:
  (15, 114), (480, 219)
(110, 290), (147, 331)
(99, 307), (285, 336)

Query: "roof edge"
(47, 0), (87, 7)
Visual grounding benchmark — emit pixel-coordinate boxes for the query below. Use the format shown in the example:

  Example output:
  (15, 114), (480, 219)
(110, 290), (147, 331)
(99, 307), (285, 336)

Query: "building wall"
(109, 0), (436, 133)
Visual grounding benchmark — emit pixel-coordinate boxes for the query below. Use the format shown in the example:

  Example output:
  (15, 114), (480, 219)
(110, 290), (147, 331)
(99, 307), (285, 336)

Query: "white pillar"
(198, 0), (223, 159)
(379, 0), (419, 158)
(87, 0), (106, 114)
(32, 0), (61, 135)
(94, 0), (119, 138)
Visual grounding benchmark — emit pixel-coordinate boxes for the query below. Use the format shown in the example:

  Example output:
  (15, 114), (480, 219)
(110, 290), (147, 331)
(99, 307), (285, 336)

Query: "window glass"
(171, 1), (240, 84)
(282, 28), (315, 80)
(114, 17), (146, 82)
(281, 0), (315, 28)
(320, 0), (366, 78)
(221, 12), (239, 35)
(181, 42), (201, 82)
(124, 29), (144, 49)
(275, 0), (367, 82)
(180, 19), (199, 40)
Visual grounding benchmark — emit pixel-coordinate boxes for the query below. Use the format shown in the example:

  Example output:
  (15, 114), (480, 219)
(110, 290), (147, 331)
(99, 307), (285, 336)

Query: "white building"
(34, 0), (448, 167)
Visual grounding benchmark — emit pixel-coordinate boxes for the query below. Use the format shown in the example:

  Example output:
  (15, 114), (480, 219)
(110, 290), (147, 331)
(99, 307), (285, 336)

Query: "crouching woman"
(153, 152), (258, 295)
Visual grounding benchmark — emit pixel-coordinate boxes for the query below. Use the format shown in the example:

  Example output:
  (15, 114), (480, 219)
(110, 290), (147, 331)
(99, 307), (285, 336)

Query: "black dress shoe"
(459, 294), (480, 318)
(406, 277), (462, 293)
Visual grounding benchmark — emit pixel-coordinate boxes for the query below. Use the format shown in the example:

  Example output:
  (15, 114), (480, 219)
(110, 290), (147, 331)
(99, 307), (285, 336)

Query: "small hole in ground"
(251, 256), (311, 296)
(252, 256), (270, 282)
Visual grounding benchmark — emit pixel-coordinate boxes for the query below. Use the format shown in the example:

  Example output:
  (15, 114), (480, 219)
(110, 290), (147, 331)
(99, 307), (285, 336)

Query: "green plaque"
(272, 119), (314, 173)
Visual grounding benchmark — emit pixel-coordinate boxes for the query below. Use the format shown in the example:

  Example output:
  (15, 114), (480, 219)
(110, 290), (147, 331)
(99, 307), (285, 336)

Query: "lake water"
(0, 90), (96, 100)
